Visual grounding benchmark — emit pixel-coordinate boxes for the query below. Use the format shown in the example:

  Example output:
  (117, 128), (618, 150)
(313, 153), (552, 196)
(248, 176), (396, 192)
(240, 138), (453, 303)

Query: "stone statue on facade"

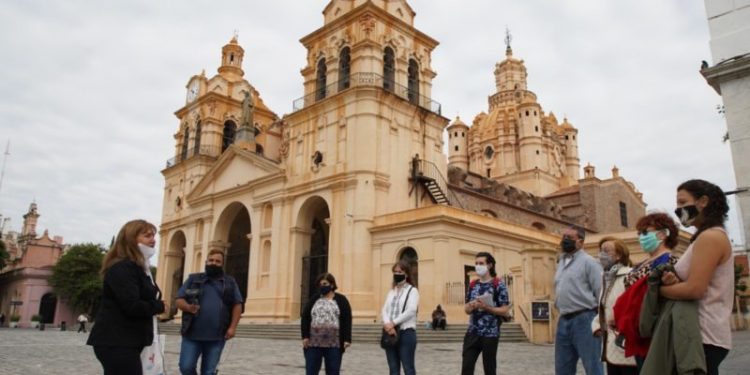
(235, 90), (257, 149)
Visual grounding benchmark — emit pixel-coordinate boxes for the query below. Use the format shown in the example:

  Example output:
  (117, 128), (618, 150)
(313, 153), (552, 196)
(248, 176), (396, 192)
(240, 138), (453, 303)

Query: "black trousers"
(78, 322), (86, 332)
(432, 318), (446, 330)
(606, 363), (637, 375)
(93, 346), (143, 375)
(704, 344), (729, 375)
(461, 333), (499, 375)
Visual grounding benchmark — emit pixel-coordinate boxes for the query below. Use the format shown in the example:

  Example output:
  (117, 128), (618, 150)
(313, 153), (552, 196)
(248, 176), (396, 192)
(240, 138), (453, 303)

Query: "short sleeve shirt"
(465, 279), (510, 337)
(177, 274), (243, 341)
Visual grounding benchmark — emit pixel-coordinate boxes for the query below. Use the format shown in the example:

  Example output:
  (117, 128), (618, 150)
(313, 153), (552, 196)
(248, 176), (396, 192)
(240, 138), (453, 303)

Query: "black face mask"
(319, 285), (333, 296)
(674, 205), (699, 227)
(205, 265), (224, 278)
(561, 238), (577, 253)
(393, 274), (406, 284)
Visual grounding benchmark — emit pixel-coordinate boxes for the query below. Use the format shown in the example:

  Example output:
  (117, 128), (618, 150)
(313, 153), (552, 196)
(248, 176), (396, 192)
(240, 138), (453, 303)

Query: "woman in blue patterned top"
(462, 252), (511, 375)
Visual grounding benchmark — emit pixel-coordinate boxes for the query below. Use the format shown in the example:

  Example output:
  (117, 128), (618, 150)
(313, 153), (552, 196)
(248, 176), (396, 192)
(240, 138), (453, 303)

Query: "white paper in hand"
(474, 293), (494, 307)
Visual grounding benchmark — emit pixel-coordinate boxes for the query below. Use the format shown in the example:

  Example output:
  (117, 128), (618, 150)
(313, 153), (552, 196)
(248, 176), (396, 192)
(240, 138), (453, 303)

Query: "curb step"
(159, 323), (527, 343)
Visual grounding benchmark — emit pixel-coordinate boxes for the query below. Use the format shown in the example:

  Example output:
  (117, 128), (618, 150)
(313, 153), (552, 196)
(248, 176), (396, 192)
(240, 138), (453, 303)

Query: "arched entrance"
(296, 196), (330, 314)
(167, 231), (186, 318)
(215, 202), (251, 300)
(398, 247), (419, 287)
(39, 293), (57, 324)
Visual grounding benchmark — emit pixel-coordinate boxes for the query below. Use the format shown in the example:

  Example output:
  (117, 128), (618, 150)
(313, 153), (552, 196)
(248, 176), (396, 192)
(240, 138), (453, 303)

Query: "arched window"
(383, 47), (395, 92)
(194, 120), (202, 154)
(316, 58), (327, 101)
(408, 59), (420, 105)
(399, 247), (419, 287)
(181, 127), (190, 161)
(222, 121), (237, 152)
(338, 47), (351, 91)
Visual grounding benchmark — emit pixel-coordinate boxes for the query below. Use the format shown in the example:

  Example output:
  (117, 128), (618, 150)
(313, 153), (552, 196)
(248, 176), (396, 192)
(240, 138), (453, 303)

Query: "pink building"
(0, 203), (75, 328)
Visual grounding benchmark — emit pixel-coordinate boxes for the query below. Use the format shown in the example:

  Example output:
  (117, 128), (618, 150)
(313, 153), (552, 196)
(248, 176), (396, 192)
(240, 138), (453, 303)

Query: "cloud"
(0, 0), (742, 250)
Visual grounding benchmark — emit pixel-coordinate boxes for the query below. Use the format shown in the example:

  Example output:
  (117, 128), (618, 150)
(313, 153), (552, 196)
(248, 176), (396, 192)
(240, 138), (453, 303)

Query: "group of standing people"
(301, 253), (511, 375)
(86, 219), (243, 375)
(83, 178), (734, 375)
(555, 179), (734, 375)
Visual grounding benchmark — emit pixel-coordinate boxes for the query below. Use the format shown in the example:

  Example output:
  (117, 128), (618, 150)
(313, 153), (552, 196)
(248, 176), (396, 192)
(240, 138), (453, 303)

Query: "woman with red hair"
(615, 212), (680, 371)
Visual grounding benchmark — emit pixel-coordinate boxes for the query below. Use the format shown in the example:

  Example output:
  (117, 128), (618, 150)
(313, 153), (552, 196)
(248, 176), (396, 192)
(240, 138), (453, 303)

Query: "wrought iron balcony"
(165, 145), (221, 168)
(292, 72), (442, 115)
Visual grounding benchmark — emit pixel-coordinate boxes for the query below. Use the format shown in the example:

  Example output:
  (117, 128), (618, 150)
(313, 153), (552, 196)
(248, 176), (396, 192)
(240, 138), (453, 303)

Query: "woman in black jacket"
(87, 219), (166, 375)
(301, 272), (353, 375)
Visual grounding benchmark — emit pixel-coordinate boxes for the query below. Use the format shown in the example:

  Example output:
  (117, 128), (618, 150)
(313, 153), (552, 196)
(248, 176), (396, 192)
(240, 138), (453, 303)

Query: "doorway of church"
(298, 197), (330, 315)
(39, 293), (57, 324)
(226, 206), (251, 301)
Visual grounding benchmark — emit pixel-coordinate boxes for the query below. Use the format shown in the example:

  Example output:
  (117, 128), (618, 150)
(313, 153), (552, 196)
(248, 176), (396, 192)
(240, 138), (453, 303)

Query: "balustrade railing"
(411, 158), (465, 209)
(165, 145), (221, 168)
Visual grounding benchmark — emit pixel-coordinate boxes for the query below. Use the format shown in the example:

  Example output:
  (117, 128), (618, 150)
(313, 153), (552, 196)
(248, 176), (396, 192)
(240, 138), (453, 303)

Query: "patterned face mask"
(674, 205), (699, 227)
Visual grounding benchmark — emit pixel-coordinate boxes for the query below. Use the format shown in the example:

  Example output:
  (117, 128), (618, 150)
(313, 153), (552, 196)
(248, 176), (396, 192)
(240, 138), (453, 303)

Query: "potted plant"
(9, 314), (20, 328)
(30, 314), (41, 328)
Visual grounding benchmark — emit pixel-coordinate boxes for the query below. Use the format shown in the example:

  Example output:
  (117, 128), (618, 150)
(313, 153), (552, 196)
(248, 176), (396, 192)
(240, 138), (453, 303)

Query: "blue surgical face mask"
(638, 231), (662, 253)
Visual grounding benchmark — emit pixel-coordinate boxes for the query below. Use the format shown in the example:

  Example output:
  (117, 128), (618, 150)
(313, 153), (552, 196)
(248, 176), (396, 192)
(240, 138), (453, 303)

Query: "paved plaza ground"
(0, 328), (747, 374)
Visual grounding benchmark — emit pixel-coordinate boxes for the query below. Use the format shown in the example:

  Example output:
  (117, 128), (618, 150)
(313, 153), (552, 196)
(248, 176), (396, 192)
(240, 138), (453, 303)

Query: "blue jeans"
(304, 346), (342, 375)
(384, 328), (417, 375)
(555, 310), (603, 375)
(179, 338), (226, 375)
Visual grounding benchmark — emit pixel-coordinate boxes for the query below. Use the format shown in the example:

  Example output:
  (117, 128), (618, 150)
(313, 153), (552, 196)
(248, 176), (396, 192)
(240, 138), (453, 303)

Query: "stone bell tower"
(280, 0), (449, 317)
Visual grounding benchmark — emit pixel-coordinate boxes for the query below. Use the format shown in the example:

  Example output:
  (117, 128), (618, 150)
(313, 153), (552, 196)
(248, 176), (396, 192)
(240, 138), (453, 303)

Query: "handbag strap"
(401, 286), (413, 313)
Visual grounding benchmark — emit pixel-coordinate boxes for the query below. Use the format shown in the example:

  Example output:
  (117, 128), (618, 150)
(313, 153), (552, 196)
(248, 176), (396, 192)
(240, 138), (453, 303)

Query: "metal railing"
(292, 72), (442, 115)
(165, 145), (221, 168)
(411, 158), (465, 209)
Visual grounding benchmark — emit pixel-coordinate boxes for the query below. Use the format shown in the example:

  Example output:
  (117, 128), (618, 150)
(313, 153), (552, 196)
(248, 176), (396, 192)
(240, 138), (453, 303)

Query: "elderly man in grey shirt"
(554, 226), (603, 375)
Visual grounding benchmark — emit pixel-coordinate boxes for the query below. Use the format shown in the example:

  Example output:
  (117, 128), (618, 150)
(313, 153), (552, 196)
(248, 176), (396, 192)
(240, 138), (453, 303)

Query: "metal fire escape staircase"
(409, 156), (464, 208)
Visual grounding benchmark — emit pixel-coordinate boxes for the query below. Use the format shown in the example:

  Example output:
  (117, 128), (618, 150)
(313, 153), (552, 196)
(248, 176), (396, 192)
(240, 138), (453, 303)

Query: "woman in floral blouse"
(301, 273), (352, 375)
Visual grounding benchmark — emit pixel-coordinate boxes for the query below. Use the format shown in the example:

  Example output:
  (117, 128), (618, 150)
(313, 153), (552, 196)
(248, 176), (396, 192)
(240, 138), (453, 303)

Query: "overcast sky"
(0, 0), (743, 251)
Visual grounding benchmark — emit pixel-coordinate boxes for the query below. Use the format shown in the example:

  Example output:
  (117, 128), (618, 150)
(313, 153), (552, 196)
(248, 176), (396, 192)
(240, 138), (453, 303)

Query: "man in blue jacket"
(176, 249), (243, 375)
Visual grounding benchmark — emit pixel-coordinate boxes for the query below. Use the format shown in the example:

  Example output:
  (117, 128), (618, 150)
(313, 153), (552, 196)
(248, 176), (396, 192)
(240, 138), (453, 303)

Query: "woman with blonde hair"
(592, 237), (636, 375)
(87, 219), (166, 375)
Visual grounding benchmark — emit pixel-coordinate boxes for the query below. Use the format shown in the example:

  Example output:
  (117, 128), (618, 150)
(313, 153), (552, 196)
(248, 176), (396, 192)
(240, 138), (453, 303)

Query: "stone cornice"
(370, 205), (561, 244)
(173, 92), (277, 121)
(300, 2), (439, 50)
(701, 53), (750, 94)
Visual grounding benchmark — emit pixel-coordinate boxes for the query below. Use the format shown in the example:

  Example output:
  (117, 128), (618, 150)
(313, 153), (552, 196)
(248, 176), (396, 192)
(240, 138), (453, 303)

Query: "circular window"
(484, 146), (495, 159)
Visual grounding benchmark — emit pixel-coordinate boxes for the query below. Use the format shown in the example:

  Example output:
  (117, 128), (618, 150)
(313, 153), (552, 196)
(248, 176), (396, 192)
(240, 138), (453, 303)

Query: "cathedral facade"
(155, 0), (650, 342)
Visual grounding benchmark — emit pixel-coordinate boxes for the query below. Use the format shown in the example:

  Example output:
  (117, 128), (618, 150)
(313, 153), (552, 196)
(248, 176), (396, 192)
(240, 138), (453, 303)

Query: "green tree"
(50, 243), (106, 314)
(0, 239), (9, 270)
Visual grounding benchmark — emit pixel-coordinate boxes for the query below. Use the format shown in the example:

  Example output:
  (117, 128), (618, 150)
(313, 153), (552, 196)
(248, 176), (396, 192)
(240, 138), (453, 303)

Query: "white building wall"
(704, 0), (750, 246)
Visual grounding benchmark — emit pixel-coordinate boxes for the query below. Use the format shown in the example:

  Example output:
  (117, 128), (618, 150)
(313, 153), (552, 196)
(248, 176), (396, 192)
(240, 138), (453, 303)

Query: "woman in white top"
(661, 179), (733, 375)
(382, 259), (420, 375)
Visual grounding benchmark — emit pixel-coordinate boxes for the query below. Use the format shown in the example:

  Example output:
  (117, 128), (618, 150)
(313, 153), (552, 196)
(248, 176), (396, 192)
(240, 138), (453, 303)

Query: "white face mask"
(138, 243), (156, 268)
(475, 265), (489, 277)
